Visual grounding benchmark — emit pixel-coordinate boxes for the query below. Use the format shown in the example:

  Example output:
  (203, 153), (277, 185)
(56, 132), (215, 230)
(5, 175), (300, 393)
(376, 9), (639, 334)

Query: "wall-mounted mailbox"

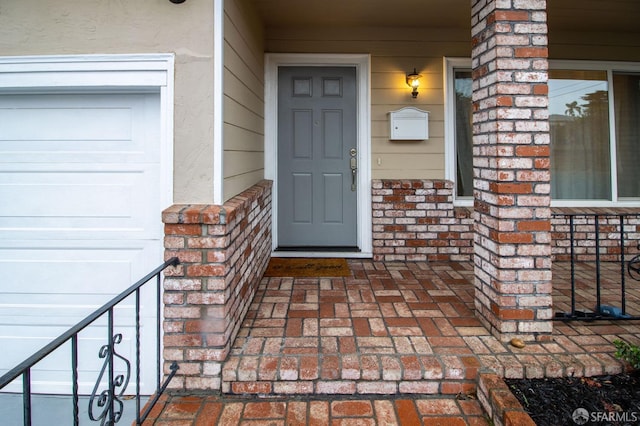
(389, 107), (429, 141)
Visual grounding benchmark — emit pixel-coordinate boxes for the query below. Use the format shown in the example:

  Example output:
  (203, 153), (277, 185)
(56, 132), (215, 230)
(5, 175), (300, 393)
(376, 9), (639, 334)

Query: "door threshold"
(271, 250), (371, 259)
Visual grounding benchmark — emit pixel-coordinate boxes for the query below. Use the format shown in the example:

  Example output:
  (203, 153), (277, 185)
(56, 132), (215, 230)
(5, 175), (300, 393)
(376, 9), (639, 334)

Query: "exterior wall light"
(169, 0), (186, 3)
(406, 68), (422, 98)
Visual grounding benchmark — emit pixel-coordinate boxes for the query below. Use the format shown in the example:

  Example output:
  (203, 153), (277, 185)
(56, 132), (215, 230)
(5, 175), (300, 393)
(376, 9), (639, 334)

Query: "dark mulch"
(506, 373), (640, 426)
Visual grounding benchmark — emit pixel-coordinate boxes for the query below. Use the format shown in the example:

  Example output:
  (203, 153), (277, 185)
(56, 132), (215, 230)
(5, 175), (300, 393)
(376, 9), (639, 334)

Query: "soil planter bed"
(506, 373), (640, 426)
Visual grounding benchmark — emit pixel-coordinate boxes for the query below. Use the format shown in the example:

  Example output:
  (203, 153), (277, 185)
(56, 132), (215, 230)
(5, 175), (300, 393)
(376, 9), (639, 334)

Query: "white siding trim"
(443, 57), (472, 207)
(213, 0), (225, 204)
(265, 53), (372, 257)
(0, 54), (171, 89)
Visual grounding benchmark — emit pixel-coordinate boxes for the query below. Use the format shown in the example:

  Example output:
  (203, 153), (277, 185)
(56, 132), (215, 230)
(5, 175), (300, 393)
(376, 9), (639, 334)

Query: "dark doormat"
(263, 257), (351, 277)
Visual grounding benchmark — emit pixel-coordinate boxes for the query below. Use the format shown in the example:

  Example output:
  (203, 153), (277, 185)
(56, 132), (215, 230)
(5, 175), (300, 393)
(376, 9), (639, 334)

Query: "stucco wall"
(0, 0), (215, 204)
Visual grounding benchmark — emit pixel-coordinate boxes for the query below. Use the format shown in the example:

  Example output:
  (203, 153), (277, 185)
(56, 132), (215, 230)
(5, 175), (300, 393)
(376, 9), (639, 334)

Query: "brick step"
(221, 353), (479, 396)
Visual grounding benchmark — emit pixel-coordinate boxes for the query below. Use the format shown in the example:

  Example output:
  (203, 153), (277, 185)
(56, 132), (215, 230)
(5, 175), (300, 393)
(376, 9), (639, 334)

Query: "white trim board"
(213, 0), (225, 204)
(264, 53), (372, 258)
(443, 57), (472, 207)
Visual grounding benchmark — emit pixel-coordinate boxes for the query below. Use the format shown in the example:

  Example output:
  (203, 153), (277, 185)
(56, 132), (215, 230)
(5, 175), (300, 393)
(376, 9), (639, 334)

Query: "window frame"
(444, 57), (473, 206)
(444, 57), (640, 208)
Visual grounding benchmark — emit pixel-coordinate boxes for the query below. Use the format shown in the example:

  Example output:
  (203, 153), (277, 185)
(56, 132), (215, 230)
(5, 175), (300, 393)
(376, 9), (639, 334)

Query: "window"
(613, 72), (640, 198)
(445, 58), (474, 202)
(549, 69), (610, 200)
(446, 59), (640, 206)
(454, 70), (473, 198)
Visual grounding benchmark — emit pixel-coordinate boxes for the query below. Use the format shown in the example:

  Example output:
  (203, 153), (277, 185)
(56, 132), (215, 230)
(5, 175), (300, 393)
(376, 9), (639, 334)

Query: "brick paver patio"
(223, 261), (482, 396)
(148, 260), (640, 425)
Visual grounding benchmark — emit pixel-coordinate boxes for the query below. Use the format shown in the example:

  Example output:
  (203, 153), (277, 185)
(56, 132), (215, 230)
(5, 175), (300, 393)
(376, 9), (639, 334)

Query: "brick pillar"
(471, 0), (552, 341)
(161, 180), (272, 391)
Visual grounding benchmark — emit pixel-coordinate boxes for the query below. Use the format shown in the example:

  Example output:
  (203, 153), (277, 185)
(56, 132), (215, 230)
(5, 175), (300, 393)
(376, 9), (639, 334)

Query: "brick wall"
(372, 179), (474, 262)
(477, 372), (536, 426)
(161, 180), (272, 391)
(371, 182), (640, 264)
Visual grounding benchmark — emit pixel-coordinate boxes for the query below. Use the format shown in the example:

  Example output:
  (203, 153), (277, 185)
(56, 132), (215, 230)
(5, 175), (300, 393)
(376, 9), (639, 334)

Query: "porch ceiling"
(250, 0), (469, 28)
(250, 0), (640, 33)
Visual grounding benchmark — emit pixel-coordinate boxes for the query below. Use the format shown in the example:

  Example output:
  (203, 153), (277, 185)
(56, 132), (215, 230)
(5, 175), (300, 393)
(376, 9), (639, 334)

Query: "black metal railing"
(553, 212), (640, 321)
(0, 257), (180, 426)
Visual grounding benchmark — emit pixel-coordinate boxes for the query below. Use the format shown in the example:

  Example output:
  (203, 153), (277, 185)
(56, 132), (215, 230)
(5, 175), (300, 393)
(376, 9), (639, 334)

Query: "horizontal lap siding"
(265, 26), (471, 181)
(551, 32), (640, 62)
(223, 0), (266, 201)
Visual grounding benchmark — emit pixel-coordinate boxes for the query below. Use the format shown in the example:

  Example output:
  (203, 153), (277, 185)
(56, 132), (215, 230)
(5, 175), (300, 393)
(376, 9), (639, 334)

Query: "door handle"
(350, 149), (357, 191)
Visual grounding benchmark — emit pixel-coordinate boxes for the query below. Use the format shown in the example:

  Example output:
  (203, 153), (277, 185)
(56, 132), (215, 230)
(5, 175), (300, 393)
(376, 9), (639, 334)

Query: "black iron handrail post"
(156, 272), (162, 392)
(619, 214), (627, 315)
(569, 215), (576, 316)
(136, 263), (181, 425)
(108, 308), (115, 426)
(23, 369), (31, 426)
(135, 288), (142, 425)
(72, 335), (79, 426)
(594, 215), (602, 313)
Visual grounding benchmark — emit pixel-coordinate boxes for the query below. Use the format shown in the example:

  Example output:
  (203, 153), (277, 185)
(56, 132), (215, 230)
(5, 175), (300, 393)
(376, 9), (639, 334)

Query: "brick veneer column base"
(161, 180), (272, 391)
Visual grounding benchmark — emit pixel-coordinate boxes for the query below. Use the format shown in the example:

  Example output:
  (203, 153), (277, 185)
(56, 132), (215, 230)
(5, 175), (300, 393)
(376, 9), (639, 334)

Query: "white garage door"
(0, 92), (163, 395)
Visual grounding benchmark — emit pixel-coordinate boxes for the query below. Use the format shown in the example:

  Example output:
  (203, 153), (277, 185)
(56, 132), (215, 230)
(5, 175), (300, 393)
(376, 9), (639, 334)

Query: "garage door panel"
(0, 165), (161, 240)
(0, 90), (163, 395)
(0, 243), (159, 394)
(0, 241), (159, 293)
(0, 93), (160, 164)
(0, 104), (133, 141)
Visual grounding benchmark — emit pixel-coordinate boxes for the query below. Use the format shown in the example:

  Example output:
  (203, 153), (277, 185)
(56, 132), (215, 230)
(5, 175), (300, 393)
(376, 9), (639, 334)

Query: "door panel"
(293, 110), (313, 158)
(323, 174), (344, 223)
(278, 67), (357, 248)
(323, 110), (344, 158)
(293, 173), (313, 223)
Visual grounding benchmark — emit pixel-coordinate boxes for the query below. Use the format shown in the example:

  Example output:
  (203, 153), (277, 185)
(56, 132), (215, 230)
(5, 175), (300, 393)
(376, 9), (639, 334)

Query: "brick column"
(161, 180), (272, 391)
(471, 0), (552, 341)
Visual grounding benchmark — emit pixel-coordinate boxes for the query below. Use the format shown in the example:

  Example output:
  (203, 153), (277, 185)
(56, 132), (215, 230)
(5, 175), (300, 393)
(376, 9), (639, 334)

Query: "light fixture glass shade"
(406, 68), (422, 98)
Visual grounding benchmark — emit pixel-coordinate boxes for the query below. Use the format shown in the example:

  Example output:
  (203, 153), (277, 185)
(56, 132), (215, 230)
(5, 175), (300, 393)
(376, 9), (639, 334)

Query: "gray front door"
(277, 66), (358, 249)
